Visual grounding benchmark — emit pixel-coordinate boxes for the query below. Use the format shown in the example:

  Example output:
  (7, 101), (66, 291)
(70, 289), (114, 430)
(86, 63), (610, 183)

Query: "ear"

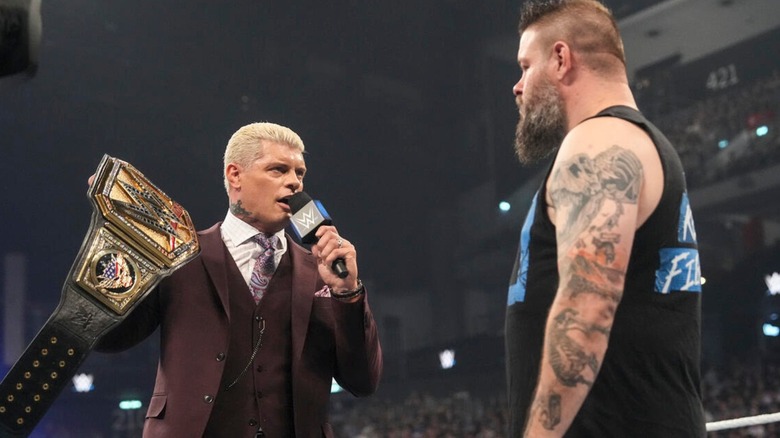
(225, 163), (242, 190)
(551, 41), (572, 80)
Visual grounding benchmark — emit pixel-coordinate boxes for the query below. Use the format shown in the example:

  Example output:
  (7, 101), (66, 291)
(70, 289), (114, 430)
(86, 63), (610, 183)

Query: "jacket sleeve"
(330, 289), (383, 397)
(94, 282), (162, 353)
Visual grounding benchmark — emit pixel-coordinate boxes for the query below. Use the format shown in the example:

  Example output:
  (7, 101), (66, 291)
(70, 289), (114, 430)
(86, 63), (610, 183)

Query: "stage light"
(0, 0), (42, 77)
(119, 400), (142, 410)
(438, 349), (456, 369)
(499, 201), (511, 213)
(756, 126), (769, 137)
(718, 139), (729, 149)
(330, 378), (343, 394)
(763, 323), (780, 337)
(767, 272), (780, 295)
(71, 373), (94, 393)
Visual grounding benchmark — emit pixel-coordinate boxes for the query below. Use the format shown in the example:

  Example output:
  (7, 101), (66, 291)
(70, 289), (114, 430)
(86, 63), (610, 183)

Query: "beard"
(514, 78), (567, 164)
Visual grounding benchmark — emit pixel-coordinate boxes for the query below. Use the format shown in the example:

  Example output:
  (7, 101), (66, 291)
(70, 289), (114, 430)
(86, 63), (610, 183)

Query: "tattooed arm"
(523, 123), (645, 437)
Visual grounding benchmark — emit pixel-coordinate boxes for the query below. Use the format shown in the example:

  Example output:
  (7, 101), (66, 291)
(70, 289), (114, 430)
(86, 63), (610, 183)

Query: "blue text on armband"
(655, 247), (701, 294)
(678, 192), (697, 244)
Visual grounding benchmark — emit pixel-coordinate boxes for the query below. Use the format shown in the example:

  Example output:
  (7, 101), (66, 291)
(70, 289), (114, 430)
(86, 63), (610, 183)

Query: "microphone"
(288, 191), (349, 278)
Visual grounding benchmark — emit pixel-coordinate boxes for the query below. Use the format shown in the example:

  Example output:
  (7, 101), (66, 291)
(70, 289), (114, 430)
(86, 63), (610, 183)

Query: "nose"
(513, 78), (523, 97)
(285, 172), (302, 192)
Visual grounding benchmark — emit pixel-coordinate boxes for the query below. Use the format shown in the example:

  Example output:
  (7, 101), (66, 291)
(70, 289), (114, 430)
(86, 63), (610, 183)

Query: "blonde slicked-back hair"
(223, 122), (306, 193)
(519, 0), (626, 75)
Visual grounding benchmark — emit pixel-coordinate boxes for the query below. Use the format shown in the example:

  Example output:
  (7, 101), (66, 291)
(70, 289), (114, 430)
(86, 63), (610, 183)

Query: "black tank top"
(505, 106), (705, 437)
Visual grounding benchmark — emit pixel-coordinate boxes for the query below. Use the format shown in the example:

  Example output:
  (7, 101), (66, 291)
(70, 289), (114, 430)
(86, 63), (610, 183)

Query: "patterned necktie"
(249, 233), (279, 304)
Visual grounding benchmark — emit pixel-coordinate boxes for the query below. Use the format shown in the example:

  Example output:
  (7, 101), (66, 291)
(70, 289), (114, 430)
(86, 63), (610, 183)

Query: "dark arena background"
(2, 0), (780, 436)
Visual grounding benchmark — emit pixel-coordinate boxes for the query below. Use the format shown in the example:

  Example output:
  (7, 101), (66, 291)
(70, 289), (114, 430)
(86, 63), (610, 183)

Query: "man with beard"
(505, 1), (705, 436)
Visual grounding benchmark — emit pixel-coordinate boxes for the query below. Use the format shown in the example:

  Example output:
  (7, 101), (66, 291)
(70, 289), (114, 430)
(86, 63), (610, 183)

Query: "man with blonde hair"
(505, 1), (704, 436)
(97, 122), (382, 437)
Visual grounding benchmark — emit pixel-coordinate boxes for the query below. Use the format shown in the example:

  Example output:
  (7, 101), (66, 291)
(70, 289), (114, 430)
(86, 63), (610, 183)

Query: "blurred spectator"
(331, 390), (508, 437)
(644, 70), (780, 188)
(330, 352), (780, 437)
(703, 353), (780, 437)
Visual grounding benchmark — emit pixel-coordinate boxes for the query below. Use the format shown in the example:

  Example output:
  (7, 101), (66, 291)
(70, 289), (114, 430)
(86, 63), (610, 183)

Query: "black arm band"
(328, 279), (365, 301)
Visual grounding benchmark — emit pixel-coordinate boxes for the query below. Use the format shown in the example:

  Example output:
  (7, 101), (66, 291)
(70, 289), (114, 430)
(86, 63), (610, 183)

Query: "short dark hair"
(519, 0), (626, 70)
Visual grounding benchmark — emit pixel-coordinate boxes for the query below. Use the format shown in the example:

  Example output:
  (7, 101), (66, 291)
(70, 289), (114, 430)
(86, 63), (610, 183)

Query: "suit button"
(203, 395), (214, 404)
(216, 352), (225, 361)
(249, 419), (258, 427)
(256, 391), (263, 399)
(256, 365), (263, 372)
(254, 315), (262, 321)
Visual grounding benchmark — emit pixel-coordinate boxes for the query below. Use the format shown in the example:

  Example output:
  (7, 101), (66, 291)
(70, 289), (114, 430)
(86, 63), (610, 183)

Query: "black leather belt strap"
(0, 155), (200, 437)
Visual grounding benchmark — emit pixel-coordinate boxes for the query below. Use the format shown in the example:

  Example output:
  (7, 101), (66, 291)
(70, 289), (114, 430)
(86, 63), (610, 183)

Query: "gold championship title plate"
(0, 155), (200, 437)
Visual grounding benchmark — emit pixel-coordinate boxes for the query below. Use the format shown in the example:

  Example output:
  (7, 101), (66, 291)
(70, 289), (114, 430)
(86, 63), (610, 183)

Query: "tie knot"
(253, 233), (279, 251)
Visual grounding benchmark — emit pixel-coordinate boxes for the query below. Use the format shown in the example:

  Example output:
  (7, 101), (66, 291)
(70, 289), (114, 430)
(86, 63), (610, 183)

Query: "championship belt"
(0, 155), (200, 437)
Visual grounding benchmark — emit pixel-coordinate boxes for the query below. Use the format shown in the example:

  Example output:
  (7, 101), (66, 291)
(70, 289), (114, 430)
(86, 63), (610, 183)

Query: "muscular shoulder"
(559, 116), (655, 162)
(549, 115), (662, 227)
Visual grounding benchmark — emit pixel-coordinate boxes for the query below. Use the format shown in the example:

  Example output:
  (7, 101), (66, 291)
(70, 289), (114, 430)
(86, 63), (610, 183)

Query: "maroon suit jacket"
(96, 223), (383, 437)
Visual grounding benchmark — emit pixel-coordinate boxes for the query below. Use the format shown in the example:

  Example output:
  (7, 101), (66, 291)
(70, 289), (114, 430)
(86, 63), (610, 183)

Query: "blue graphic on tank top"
(678, 192), (697, 244)
(508, 193), (538, 305)
(655, 192), (701, 293)
(655, 248), (701, 293)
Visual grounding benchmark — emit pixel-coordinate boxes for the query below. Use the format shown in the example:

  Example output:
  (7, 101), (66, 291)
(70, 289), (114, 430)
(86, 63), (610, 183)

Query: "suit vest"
(204, 248), (295, 437)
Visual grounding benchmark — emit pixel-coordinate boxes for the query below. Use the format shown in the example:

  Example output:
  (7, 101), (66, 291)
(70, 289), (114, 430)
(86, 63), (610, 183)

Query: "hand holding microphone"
(288, 192), (360, 292)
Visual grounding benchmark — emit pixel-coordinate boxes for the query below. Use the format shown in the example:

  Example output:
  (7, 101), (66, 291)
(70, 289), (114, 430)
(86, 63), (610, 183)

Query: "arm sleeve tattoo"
(525, 144), (643, 435)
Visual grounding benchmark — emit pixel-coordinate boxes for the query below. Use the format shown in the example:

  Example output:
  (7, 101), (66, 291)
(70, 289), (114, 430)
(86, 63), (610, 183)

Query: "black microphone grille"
(288, 191), (313, 214)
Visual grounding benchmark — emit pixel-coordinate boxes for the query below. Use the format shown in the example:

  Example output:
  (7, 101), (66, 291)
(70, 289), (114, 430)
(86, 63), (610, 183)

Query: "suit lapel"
(199, 223), (233, 320)
(199, 225), (317, 329)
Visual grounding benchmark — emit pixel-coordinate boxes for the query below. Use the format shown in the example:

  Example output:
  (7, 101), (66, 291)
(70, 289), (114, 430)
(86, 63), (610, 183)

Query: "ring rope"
(706, 412), (780, 431)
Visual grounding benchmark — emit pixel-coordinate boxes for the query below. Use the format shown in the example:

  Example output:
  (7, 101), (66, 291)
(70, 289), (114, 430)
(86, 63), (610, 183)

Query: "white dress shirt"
(220, 211), (287, 287)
